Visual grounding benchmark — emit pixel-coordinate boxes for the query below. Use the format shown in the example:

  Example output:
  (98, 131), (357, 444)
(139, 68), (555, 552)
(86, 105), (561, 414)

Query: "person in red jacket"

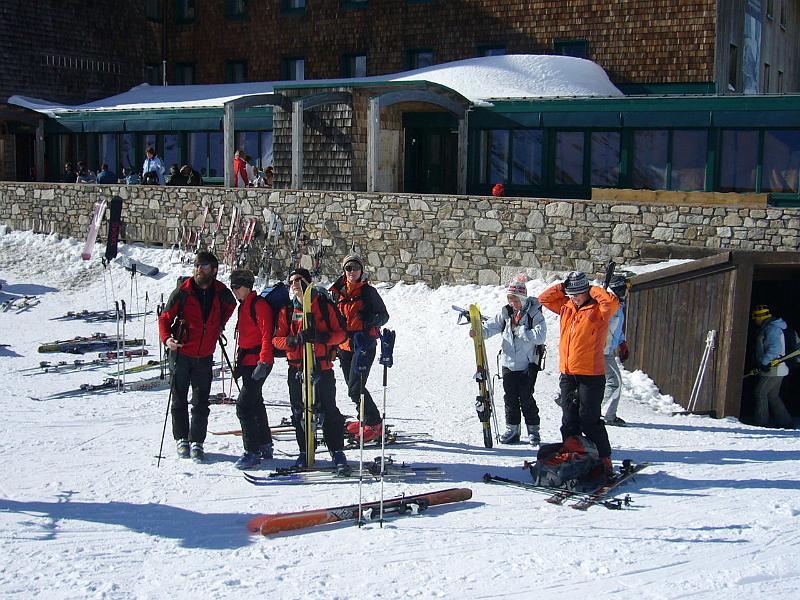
(229, 269), (275, 470)
(273, 268), (349, 471)
(233, 149), (249, 187)
(329, 253), (389, 442)
(158, 251), (236, 462)
(539, 271), (620, 475)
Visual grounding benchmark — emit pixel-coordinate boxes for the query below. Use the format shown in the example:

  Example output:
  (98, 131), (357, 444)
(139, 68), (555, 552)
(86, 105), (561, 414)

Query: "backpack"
(528, 435), (605, 491)
(258, 282), (291, 358)
(500, 304), (547, 370)
(783, 327), (800, 369)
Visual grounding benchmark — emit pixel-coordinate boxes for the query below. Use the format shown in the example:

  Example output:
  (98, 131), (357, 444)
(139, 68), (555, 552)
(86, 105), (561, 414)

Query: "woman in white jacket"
(480, 278), (547, 445)
(142, 147), (165, 185)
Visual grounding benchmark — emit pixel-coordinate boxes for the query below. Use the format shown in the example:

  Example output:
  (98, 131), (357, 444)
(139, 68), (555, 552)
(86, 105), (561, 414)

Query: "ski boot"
(176, 439), (190, 459)
(190, 442), (205, 463)
(332, 451), (351, 476)
(234, 452), (261, 470)
(294, 452), (307, 469)
(526, 424), (541, 446)
(605, 416), (627, 427)
(499, 424), (521, 444)
(259, 443), (274, 460)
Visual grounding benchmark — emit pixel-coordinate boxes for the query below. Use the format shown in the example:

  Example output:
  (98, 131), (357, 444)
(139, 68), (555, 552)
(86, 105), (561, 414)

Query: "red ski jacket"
(236, 291), (275, 366)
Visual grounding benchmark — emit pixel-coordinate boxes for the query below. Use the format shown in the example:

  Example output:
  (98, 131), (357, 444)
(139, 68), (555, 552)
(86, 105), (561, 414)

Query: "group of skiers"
(157, 251), (388, 473)
(477, 271), (630, 478)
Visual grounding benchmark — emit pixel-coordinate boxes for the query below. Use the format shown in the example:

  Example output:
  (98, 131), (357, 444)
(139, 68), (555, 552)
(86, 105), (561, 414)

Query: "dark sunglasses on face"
(230, 284), (243, 290)
(194, 263), (214, 270)
(289, 277), (305, 284)
(344, 264), (361, 272)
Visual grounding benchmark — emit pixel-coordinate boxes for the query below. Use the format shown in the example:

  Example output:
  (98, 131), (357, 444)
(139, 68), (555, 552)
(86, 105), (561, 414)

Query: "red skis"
(247, 487), (472, 535)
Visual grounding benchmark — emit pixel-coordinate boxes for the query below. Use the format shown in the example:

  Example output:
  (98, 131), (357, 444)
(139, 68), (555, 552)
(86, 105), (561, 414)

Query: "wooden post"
(223, 102), (235, 188)
(291, 99), (304, 189)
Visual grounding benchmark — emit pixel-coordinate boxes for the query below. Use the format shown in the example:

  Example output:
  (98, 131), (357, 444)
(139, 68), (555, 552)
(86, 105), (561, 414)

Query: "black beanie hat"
(289, 267), (312, 288)
(230, 269), (255, 289)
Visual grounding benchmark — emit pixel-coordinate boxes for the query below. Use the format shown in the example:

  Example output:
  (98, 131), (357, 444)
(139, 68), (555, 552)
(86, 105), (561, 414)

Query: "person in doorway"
(142, 147), (165, 185)
(273, 268), (349, 472)
(539, 271), (620, 477)
(158, 251), (237, 461)
(233, 149), (249, 187)
(329, 254), (390, 442)
(473, 276), (547, 445)
(751, 304), (793, 428)
(229, 269), (275, 470)
(601, 275), (630, 426)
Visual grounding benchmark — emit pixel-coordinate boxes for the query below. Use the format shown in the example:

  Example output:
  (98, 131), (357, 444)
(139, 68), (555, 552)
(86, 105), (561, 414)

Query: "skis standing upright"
(469, 304), (497, 448)
(302, 283), (317, 467)
(104, 196), (123, 261)
(81, 197), (107, 260)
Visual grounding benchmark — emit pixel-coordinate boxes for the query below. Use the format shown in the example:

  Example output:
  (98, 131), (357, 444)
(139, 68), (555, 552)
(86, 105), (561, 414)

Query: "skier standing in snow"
(273, 268), (349, 470)
(539, 271), (620, 476)
(750, 304), (794, 428)
(159, 251), (236, 461)
(328, 254), (389, 442)
(601, 275), (630, 427)
(471, 277), (546, 445)
(229, 269), (276, 469)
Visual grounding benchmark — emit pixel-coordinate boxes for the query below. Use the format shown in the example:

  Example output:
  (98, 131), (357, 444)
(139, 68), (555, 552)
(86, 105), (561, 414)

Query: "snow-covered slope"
(1, 229), (798, 599)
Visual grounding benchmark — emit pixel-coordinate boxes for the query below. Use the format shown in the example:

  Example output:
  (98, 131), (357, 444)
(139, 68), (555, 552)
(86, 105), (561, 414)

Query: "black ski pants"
(170, 353), (213, 443)
(338, 345), (381, 425)
(502, 365), (540, 426)
(235, 364), (273, 453)
(559, 373), (612, 458)
(287, 365), (345, 453)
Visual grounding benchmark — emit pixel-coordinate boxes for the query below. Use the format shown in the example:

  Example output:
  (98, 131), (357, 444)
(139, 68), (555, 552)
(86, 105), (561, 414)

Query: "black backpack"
(257, 282), (291, 358)
(528, 435), (605, 491)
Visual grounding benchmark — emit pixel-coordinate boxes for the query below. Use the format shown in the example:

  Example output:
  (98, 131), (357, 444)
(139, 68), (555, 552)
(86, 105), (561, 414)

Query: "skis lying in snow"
(38, 337), (146, 354)
(2, 296), (40, 313)
(50, 309), (151, 322)
(483, 461), (648, 510)
(243, 457), (446, 485)
(247, 487), (473, 535)
(29, 374), (169, 401)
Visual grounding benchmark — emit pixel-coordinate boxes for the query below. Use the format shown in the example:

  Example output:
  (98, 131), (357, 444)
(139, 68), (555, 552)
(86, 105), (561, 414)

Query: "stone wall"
(0, 183), (798, 286)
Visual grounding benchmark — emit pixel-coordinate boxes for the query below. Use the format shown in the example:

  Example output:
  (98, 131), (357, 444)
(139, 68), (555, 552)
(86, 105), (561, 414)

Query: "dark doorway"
(741, 268), (800, 425)
(404, 128), (457, 194)
(15, 133), (35, 181)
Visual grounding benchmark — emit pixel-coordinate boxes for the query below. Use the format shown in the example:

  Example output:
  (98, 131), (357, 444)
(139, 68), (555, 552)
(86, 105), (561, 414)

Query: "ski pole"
(377, 328), (395, 527)
(121, 299), (127, 391)
(115, 301), (122, 391)
(156, 347), (177, 468)
(141, 292), (149, 367)
(218, 334), (241, 393)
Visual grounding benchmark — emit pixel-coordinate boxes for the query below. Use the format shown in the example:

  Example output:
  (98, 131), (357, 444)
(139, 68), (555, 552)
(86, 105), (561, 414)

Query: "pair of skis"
(465, 304), (499, 448)
(81, 195), (123, 261)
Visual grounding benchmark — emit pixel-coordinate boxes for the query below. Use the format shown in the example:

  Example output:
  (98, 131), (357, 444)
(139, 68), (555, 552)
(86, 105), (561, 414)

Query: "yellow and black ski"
(302, 283), (317, 467)
(469, 304), (495, 448)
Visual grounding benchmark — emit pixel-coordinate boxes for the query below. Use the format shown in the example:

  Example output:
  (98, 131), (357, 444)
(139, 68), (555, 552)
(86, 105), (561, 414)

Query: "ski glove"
(299, 328), (329, 344)
(617, 341), (630, 362)
(286, 336), (301, 348)
(252, 362), (272, 381)
(759, 363), (771, 373)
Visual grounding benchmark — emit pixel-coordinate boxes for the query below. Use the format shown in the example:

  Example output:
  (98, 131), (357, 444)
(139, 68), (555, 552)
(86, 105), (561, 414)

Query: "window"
(554, 39), (589, 59)
(778, 70), (784, 92)
(282, 57), (305, 81)
(175, 0), (196, 23)
(120, 134), (135, 173)
(478, 45), (506, 57)
(764, 63), (771, 92)
(590, 131), (620, 187)
(283, 0), (306, 11)
(478, 130), (509, 184)
(174, 63), (195, 85)
(146, 0), (162, 21)
(631, 130), (668, 189)
(511, 130), (543, 186)
(554, 132), (584, 185)
(719, 130), (758, 192)
(99, 134), (118, 175)
(407, 49), (434, 70)
(671, 130), (707, 191)
(209, 132), (224, 178)
(144, 63), (161, 85)
(260, 132), (274, 170)
(226, 60), (248, 83)
(188, 133), (209, 177)
(342, 0), (369, 7)
(163, 135), (181, 171)
(728, 44), (739, 91)
(762, 130), (800, 192)
(226, 0), (247, 19)
(767, 0), (774, 18)
(342, 53), (367, 78)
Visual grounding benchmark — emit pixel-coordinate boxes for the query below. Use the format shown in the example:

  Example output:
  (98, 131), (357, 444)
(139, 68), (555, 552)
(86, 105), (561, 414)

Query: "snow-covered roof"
(9, 55), (622, 116)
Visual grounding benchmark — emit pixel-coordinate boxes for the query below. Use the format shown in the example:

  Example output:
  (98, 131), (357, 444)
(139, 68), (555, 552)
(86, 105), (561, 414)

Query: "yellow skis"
(469, 304), (495, 448)
(302, 284), (317, 466)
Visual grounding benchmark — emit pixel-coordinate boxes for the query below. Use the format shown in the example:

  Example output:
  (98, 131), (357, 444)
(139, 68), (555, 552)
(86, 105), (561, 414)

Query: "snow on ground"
(1, 229), (799, 600)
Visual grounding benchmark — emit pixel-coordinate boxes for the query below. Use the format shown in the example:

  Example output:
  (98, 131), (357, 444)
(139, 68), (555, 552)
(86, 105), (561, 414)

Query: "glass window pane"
(120, 134), (135, 173)
(555, 131), (584, 185)
(511, 130), (543, 186)
(188, 132), (209, 177)
(590, 131), (620, 187)
(762, 129), (800, 193)
(671, 130), (707, 191)
(719, 130), (758, 192)
(163, 134), (180, 171)
(487, 130), (509, 184)
(99, 134), (118, 174)
(632, 130), (668, 189)
(209, 132), (224, 178)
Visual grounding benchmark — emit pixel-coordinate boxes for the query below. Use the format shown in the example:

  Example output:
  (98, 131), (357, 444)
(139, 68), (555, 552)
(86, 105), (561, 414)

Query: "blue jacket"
(483, 296), (547, 371)
(755, 318), (788, 377)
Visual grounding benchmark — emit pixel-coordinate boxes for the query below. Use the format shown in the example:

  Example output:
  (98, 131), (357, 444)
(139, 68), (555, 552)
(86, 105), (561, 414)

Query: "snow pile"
(1, 230), (799, 599)
(10, 54), (621, 114)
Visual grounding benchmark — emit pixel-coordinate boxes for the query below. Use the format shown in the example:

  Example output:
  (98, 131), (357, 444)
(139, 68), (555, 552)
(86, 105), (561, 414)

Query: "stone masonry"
(0, 183), (797, 287)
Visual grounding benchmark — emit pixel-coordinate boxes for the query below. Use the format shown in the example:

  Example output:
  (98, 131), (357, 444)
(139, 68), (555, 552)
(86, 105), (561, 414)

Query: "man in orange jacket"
(273, 268), (349, 471)
(539, 271), (620, 474)
(229, 269), (275, 470)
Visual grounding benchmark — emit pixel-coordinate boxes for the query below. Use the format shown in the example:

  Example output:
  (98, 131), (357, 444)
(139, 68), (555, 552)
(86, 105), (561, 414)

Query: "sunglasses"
(194, 263), (214, 270)
(230, 284), (244, 290)
(344, 264), (362, 272)
(289, 276), (306, 284)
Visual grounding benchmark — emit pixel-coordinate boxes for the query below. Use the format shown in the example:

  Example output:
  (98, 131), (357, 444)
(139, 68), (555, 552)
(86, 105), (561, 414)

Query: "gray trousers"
(601, 354), (622, 420)
(754, 375), (792, 428)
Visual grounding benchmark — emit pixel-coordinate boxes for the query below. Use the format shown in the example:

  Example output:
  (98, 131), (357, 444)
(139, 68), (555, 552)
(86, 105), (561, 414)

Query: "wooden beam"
(291, 99), (304, 189)
(223, 103), (234, 188)
(367, 96), (379, 192)
(457, 112), (468, 195)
